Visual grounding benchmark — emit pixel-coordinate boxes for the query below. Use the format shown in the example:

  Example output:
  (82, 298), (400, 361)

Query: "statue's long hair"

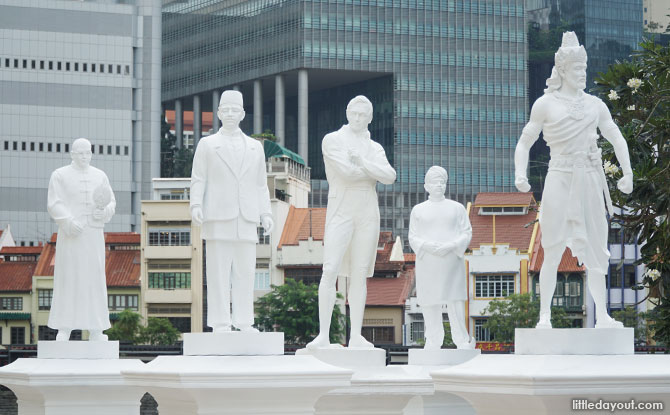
(544, 66), (562, 94)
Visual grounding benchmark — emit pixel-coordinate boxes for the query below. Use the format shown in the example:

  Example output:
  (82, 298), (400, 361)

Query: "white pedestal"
(0, 358), (145, 415)
(122, 355), (352, 415)
(408, 348), (481, 366)
(515, 328), (633, 355)
(37, 340), (119, 359)
(295, 347), (386, 370)
(183, 331), (284, 355)
(431, 354), (670, 415)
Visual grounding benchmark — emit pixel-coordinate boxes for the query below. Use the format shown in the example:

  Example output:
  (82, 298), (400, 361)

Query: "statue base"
(37, 340), (119, 359)
(408, 348), (481, 366)
(183, 331), (284, 356)
(515, 328), (633, 355)
(296, 347), (386, 369)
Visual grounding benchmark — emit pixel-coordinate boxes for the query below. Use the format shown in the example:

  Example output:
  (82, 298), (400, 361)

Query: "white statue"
(307, 95), (396, 349)
(47, 138), (116, 341)
(409, 166), (474, 349)
(514, 32), (633, 329)
(190, 90), (273, 332)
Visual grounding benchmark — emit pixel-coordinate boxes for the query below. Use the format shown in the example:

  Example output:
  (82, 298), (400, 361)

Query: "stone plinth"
(431, 354), (670, 415)
(0, 357), (145, 415)
(408, 348), (481, 366)
(296, 347), (386, 370)
(515, 328), (633, 355)
(122, 355), (352, 415)
(183, 332), (284, 356)
(37, 340), (119, 359)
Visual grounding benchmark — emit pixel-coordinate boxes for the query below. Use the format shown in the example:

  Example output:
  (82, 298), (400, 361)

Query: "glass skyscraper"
(163, 0), (527, 248)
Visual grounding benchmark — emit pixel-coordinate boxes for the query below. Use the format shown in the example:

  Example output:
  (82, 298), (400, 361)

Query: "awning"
(0, 312), (30, 320)
(263, 140), (306, 166)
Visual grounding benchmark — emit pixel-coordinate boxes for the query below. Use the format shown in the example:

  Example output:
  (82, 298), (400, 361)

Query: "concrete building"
(643, 0), (670, 32)
(162, 0), (528, 250)
(0, 0), (162, 245)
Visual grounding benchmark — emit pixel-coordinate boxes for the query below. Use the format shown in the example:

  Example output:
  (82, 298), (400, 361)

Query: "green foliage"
(255, 279), (346, 345)
(105, 309), (181, 345)
(161, 117), (194, 177)
(105, 309), (142, 343)
(251, 129), (277, 142)
(442, 322), (455, 348)
(483, 293), (571, 342)
(612, 306), (648, 342)
(593, 39), (670, 347)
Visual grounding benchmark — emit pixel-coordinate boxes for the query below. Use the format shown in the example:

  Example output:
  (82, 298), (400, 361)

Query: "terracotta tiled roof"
(366, 268), (415, 306)
(0, 246), (43, 255)
(0, 261), (36, 291)
(529, 229), (586, 273)
(34, 242), (56, 276)
(375, 232), (404, 272)
(474, 192), (535, 206)
(106, 250), (141, 287)
(277, 206), (327, 249)
(468, 193), (538, 251)
(105, 233), (140, 244)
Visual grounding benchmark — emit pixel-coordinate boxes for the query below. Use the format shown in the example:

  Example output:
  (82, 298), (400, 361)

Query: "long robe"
(47, 164), (115, 330)
(409, 199), (472, 304)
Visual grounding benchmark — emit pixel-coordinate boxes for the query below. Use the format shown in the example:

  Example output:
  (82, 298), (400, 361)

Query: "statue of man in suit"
(307, 95), (396, 349)
(190, 90), (274, 332)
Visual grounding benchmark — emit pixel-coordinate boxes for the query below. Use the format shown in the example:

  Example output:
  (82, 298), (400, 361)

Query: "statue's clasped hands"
(424, 241), (456, 257)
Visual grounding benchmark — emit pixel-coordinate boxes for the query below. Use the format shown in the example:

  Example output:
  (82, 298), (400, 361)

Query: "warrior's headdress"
(544, 32), (588, 94)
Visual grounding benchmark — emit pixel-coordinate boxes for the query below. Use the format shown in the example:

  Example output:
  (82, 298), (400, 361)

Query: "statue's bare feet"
(595, 316), (624, 329)
(348, 334), (374, 349)
(306, 332), (332, 350)
(89, 330), (108, 341)
(536, 313), (552, 329)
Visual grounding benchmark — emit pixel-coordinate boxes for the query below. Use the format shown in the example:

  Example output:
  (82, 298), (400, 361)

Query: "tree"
(483, 293), (571, 342)
(612, 306), (648, 343)
(105, 309), (142, 343)
(255, 279), (346, 345)
(161, 117), (194, 178)
(250, 129), (277, 142)
(139, 317), (181, 346)
(593, 39), (670, 347)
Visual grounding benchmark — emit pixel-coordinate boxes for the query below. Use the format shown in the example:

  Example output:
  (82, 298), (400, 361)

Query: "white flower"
(645, 269), (661, 281)
(627, 78), (643, 90)
(603, 160), (620, 177)
(627, 105), (636, 111)
(608, 90), (619, 101)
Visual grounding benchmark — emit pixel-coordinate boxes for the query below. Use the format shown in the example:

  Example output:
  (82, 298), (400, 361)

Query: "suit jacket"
(190, 129), (271, 227)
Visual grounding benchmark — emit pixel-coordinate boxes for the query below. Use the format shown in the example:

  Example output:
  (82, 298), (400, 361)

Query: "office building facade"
(0, 0), (162, 245)
(163, 0), (527, 249)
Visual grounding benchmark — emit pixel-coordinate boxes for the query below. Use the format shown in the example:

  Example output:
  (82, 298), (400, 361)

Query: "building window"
(361, 326), (394, 344)
(13, 141), (17, 150)
(56, 143), (61, 152)
(4, 141), (8, 150)
(474, 275), (515, 298)
(148, 272), (191, 289)
(148, 227), (191, 246)
(48, 61), (53, 70)
(39, 142), (43, 151)
(410, 320), (424, 342)
(257, 227), (270, 244)
(474, 318), (493, 341)
(47, 143), (52, 152)
(479, 206), (526, 215)
(30, 142), (35, 151)
(57, 61), (61, 70)
(99, 145), (103, 154)
(285, 267), (322, 285)
(74, 62), (79, 71)
(66, 62), (70, 71)
(107, 145), (112, 154)
(254, 269), (270, 290)
(167, 317), (191, 333)
(38, 325), (58, 341)
(10, 327), (25, 344)
(21, 142), (26, 151)
(609, 264), (636, 289)
(0, 297), (23, 310)
(108, 294), (139, 311)
(38, 289), (53, 310)
(65, 143), (69, 152)
(116, 145), (120, 155)
(124, 146), (129, 155)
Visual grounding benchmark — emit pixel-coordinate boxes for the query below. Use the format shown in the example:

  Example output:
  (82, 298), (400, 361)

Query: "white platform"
(296, 347), (386, 370)
(123, 355), (352, 415)
(515, 328), (633, 355)
(431, 354), (670, 415)
(0, 357), (145, 415)
(183, 331), (284, 355)
(37, 340), (119, 359)
(408, 348), (481, 366)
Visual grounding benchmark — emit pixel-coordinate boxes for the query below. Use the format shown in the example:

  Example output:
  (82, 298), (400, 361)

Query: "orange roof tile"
(474, 192), (535, 206)
(106, 250), (141, 287)
(105, 233), (140, 244)
(529, 229), (586, 273)
(0, 261), (36, 291)
(277, 206), (327, 249)
(0, 246), (43, 255)
(34, 242), (55, 276)
(468, 193), (538, 251)
(366, 268), (415, 306)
